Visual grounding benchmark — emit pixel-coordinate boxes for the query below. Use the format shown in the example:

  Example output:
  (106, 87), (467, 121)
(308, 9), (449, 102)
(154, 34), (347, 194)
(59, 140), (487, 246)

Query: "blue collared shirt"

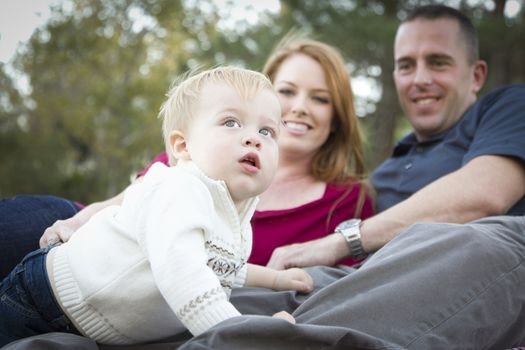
(371, 84), (525, 215)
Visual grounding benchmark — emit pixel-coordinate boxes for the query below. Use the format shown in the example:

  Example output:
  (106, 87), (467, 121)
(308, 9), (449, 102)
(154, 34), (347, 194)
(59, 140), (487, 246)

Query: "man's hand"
(39, 217), (82, 248)
(267, 233), (348, 270)
(272, 267), (313, 293)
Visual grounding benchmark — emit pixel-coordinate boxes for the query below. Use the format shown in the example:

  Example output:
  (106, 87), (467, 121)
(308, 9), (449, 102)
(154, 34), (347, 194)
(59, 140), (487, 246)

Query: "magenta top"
(137, 152), (170, 178)
(250, 182), (374, 267)
(140, 152), (374, 267)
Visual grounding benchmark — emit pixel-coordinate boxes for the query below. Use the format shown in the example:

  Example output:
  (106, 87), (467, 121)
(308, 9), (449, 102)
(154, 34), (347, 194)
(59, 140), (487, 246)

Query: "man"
(265, 4), (525, 269)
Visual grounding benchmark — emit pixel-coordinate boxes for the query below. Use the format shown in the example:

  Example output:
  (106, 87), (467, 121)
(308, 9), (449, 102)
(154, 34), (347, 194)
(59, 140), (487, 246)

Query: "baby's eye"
(224, 119), (241, 128)
(259, 127), (275, 137)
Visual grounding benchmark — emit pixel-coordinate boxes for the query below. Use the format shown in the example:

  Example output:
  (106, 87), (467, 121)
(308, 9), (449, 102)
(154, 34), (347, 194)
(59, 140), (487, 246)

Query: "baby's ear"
(169, 131), (191, 161)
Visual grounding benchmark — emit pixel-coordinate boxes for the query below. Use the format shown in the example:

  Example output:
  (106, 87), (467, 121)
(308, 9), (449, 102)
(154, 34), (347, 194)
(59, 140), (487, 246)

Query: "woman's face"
(273, 53), (334, 160)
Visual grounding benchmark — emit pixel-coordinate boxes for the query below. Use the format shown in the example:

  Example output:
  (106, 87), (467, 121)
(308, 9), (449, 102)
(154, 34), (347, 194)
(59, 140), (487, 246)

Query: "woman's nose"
(291, 94), (308, 116)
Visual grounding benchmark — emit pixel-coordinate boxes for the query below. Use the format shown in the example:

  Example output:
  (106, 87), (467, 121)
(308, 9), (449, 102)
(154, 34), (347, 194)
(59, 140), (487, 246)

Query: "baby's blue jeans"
(0, 246), (80, 347)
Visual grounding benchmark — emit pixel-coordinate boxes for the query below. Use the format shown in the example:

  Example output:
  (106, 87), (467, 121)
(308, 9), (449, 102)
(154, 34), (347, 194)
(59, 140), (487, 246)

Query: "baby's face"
(183, 82), (281, 204)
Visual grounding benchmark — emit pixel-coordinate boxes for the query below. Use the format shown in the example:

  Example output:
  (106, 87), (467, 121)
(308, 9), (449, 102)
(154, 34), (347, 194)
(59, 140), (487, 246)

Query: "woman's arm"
(39, 153), (169, 247)
(39, 187), (128, 247)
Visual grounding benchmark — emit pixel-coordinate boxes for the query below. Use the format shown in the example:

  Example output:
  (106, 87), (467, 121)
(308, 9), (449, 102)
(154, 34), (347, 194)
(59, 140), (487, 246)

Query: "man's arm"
(360, 155), (525, 252)
(267, 155), (525, 269)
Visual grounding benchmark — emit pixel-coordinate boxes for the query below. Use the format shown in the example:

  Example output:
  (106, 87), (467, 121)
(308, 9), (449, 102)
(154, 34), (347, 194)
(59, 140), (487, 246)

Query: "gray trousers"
(182, 215), (525, 350)
(4, 216), (525, 350)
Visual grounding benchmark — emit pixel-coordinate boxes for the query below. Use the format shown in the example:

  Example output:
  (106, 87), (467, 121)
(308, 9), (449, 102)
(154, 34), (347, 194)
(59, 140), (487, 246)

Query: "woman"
(251, 34), (373, 267)
(0, 35), (372, 277)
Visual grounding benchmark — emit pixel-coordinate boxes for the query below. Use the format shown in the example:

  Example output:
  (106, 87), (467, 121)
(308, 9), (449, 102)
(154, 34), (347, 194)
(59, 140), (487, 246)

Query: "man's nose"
(413, 64), (433, 86)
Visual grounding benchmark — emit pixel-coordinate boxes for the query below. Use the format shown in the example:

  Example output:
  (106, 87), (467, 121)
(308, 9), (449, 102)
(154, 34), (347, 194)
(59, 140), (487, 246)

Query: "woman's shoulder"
(326, 179), (375, 218)
(325, 178), (368, 195)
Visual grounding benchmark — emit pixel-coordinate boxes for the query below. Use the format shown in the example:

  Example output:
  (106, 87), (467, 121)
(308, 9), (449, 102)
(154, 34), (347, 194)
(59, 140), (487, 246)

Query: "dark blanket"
(4, 216), (525, 350)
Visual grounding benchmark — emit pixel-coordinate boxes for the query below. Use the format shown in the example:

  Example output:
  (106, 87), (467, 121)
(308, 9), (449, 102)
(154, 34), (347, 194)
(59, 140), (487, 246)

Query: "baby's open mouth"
(240, 153), (260, 170)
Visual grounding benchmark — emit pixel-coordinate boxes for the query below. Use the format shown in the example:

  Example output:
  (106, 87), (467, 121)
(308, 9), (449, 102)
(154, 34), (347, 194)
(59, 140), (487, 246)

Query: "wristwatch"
(334, 219), (367, 260)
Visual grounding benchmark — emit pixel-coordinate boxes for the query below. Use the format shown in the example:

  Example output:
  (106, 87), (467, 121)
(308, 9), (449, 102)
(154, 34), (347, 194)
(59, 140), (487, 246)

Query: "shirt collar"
(175, 160), (259, 226)
(392, 131), (445, 157)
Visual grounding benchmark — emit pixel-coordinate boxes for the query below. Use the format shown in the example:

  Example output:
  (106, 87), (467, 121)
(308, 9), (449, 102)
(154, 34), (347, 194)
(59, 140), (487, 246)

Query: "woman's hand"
(38, 190), (128, 248)
(272, 267), (313, 293)
(39, 216), (82, 248)
(267, 233), (348, 270)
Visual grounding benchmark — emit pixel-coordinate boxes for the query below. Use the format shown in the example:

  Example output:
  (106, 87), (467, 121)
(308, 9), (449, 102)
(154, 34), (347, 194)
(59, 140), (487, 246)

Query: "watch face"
(336, 219), (360, 231)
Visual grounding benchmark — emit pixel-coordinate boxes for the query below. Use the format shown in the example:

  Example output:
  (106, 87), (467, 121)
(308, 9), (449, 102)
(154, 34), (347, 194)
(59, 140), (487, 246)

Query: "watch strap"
(335, 219), (367, 260)
(345, 231), (367, 260)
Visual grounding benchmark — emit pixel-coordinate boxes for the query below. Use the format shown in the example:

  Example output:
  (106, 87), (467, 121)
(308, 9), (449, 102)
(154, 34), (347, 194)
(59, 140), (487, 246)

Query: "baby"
(0, 67), (313, 346)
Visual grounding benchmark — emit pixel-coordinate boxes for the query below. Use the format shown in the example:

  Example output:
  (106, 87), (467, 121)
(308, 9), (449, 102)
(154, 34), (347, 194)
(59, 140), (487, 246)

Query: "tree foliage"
(1, 0), (523, 202)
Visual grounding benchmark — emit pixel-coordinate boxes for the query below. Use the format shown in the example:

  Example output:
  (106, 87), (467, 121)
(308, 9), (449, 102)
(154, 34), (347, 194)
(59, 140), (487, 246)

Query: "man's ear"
(169, 130), (191, 161)
(471, 60), (488, 94)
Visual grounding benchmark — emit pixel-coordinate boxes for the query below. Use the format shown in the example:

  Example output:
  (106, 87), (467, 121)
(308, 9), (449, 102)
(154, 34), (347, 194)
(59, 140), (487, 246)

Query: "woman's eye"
(224, 119), (241, 128)
(277, 88), (294, 96)
(313, 96), (330, 104)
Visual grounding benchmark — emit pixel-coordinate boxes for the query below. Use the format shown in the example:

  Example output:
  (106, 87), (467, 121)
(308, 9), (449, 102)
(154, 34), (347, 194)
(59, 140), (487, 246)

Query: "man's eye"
(396, 62), (412, 72)
(224, 119), (241, 128)
(432, 60), (447, 68)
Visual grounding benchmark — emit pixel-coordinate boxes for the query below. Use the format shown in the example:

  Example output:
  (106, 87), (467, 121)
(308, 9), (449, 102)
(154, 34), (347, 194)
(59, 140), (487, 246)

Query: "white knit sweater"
(50, 161), (257, 345)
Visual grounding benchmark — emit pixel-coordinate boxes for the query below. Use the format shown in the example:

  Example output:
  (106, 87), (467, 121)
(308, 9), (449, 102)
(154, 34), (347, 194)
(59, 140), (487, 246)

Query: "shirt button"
(405, 163), (412, 170)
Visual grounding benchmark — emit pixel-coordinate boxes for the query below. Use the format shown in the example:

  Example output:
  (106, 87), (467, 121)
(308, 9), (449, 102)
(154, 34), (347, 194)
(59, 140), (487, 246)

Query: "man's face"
(393, 18), (486, 141)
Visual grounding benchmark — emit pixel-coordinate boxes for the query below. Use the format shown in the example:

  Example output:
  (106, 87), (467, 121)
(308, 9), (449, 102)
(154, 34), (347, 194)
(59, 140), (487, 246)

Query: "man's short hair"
(404, 5), (479, 63)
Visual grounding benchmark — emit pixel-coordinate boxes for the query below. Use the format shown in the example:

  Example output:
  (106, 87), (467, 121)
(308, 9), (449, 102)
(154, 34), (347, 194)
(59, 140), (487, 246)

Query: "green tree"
(248, 0), (525, 169)
(1, 0), (523, 202)
(0, 64), (33, 193)
(1, 0), (208, 202)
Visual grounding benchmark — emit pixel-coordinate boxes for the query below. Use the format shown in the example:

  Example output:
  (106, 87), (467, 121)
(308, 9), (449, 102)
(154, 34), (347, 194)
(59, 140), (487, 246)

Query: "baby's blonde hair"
(159, 66), (275, 165)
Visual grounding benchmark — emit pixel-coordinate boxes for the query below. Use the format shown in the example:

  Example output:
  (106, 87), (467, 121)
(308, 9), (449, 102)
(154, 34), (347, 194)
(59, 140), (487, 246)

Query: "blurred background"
(1, 0), (524, 204)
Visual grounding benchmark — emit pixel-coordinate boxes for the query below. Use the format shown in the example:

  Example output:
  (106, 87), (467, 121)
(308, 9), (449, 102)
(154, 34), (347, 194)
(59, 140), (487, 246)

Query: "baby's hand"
(272, 310), (295, 324)
(272, 268), (313, 293)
